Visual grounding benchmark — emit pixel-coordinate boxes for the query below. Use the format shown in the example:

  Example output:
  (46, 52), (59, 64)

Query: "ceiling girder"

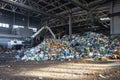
(48, 7), (110, 28)
(1, 0), (56, 18)
(71, 0), (112, 11)
(70, 0), (89, 11)
(88, 0), (112, 8)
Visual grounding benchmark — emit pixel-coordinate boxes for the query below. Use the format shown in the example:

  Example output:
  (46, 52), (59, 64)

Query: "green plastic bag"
(35, 57), (41, 61)
(30, 57), (35, 61)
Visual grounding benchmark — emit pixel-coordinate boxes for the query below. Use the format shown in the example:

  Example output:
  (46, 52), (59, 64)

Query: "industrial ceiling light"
(10, 0), (16, 1)
(100, 17), (110, 21)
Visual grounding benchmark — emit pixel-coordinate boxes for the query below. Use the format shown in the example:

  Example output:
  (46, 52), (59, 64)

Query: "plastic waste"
(15, 32), (120, 61)
(99, 74), (106, 78)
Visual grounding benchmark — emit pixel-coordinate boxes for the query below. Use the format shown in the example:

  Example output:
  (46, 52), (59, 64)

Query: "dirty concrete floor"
(0, 59), (120, 80)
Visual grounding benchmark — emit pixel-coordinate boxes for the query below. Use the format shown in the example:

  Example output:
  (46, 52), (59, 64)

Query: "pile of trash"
(62, 32), (120, 60)
(16, 39), (77, 61)
(16, 32), (120, 61)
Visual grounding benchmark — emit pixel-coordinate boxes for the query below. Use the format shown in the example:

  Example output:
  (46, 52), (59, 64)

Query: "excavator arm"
(31, 26), (56, 39)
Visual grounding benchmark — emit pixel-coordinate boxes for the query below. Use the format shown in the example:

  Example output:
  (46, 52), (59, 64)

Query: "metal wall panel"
(0, 10), (40, 35)
(110, 0), (120, 35)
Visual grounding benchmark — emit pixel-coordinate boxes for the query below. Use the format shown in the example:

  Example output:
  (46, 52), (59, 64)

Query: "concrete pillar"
(27, 15), (30, 28)
(110, 0), (120, 35)
(11, 12), (15, 34)
(69, 14), (72, 35)
(13, 12), (15, 26)
(110, 0), (114, 34)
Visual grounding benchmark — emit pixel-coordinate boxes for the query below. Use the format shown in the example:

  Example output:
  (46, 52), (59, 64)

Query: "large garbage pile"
(16, 32), (120, 61)
(17, 39), (75, 61)
(62, 32), (120, 60)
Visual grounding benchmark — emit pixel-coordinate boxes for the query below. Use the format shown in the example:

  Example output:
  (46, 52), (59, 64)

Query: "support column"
(110, 0), (114, 34)
(27, 15), (30, 28)
(13, 12), (15, 26)
(11, 12), (15, 34)
(69, 14), (72, 35)
(110, 0), (120, 35)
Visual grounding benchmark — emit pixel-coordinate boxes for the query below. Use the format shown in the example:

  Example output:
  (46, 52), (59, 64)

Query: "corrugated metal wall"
(0, 9), (40, 34)
(0, 38), (10, 48)
(110, 0), (120, 35)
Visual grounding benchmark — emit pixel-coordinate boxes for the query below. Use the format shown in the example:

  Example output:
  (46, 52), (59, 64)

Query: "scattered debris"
(99, 74), (106, 79)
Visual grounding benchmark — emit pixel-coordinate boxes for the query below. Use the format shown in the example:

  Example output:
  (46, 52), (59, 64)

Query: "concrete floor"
(0, 59), (120, 80)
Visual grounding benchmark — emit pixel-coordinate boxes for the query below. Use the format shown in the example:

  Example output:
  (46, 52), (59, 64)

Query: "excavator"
(12, 25), (64, 49)
(31, 25), (56, 39)
(0, 25), (56, 49)
(23, 25), (56, 47)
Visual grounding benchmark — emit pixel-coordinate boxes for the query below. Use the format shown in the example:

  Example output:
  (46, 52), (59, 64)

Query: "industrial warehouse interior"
(0, 0), (120, 80)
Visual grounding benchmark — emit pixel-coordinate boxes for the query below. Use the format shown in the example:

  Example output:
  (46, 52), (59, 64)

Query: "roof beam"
(70, 0), (112, 11)
(42, 0), (64, 11)
(70, 0), (89, 11)
(47, 2), (71, 13)
(1, 0), (56, 18)
(88, 0), (112, 8)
